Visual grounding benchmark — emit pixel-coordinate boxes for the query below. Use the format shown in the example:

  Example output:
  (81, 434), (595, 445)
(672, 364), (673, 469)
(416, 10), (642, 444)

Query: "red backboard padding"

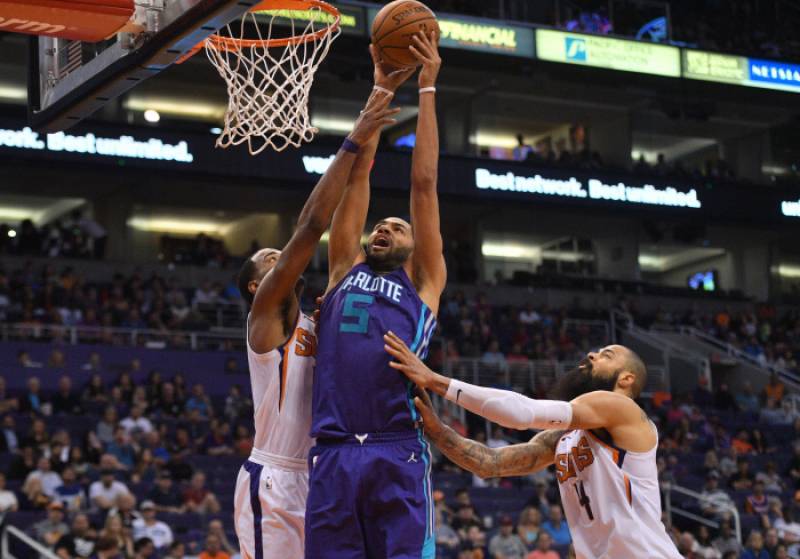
(0, 0), (135, 42)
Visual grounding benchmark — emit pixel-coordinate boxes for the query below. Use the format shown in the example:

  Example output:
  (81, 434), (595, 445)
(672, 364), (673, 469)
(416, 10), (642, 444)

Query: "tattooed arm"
(413, 389), (562, 479)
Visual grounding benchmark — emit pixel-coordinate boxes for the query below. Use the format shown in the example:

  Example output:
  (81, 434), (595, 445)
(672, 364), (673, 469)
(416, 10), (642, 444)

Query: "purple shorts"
(304, 431), (435, 559)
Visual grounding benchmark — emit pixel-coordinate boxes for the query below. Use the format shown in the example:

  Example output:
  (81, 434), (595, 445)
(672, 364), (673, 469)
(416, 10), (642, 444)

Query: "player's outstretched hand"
(384, 330), (436, 388)
(350, 92), (401, 145)
(413, 386), (445, 437)
(410, 30), (441, 88)
(370, 44), (416, 92)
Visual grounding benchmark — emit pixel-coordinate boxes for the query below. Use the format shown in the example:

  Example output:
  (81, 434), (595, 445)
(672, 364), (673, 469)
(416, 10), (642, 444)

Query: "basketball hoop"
(192, 0), (341, 154)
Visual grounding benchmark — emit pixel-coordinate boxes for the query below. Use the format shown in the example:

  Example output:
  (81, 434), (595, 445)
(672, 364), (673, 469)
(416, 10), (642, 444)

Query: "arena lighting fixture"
(0, 84), (27, 102)
(143, 109), (161, 123)
(482, 242), (539, 259)
(7, 229), (16, 238)
(0, 208), (34, 222)
(470, 132), (518, 149)
(776, 264), (800, 278)
(310, 116), (355, 134)
(320, 231), (370, 244)
(127, 216), (232, 235)
(124, 97), (226, 121)
(210, 127), (222, 135)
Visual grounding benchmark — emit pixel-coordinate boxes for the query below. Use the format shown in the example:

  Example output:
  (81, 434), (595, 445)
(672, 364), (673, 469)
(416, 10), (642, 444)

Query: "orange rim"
(208, 0), (340, 51)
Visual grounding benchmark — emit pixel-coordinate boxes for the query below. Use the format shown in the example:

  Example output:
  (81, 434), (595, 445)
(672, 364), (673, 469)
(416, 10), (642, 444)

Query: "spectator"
(99, 513), (134, 559)
(52, 376), (82, 415)
(158, 382), (183, 418)
(120, 404), (154, 438)
(106, 427), (137, 470)
(745, 481), (769, 515)
(763, 528), (780, 558)
(452, 503), (483, 538)
(701, 472), (734, 519)
(208, 519), (237, 556)
(712, 520), (741, 556)
(0, 413), (19, 453)
(55, 512), (97, 559)
(526, 531), (559, 559)
(19, 376), (45, 414)
(186, 383), (213, 419)
(24, 456), (63, 500)
(108, 492), (141, 531)
(735, 383), (760, 417)
(203, 420), (234, 456)
(96, 406), (118, 446)
(481, 339), (506, 368)
(147, 471), (185, 513)
(82, 373), (108, 406)
(23, 417), (50, 453)
(182, 471), (221, 514)
(541, 505), (571, 546)
(764, 372), (785, 403)
(166, 542), (187, 559)
(93, 536), (125, 559)
(18, 349), (43, 368)
(81, 352), (102, 371)
(517, 506), (543, 549)
(740, 530), (769, 559)
(33, 501), (70, 549)
(693, 525), (721, 559)
(224, 384), (249, 421)
(435, 506), (460, 553)
(54, 465), (86, 512)
(134, 537), (157, 559)
(489, 514), (527, 559)
(89, 470), (130, 512)
(48, 349), (66, 368)
(199, 533), (231, 559)
(132, 500), (174, 551)
(224, 357), (240, 375)
(0, 472), (19, 512)
(730, 459), (755, 491)
(512, 134), (533, 162)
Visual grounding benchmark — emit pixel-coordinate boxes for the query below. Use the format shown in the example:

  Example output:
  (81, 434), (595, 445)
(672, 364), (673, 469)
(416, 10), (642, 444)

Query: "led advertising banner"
(367, 8), (535, 57)
(682, 50), (749, 85)
(748, 58), (800, 93)
(682, 50), (800, 94)
(256, 4), (366, 36)
(536, 29), (680, 77)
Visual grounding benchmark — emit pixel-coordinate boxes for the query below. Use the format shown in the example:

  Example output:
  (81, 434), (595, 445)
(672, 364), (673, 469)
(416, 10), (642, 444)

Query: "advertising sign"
(367, 8), (534, 57)
(748, 58), (800, 93)
(256, 4), (365, 35)
(536, 29), (680, 77)
(682, 50), (749, 85)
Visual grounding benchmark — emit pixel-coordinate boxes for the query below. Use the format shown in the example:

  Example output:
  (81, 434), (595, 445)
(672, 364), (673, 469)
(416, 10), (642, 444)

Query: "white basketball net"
(205, 8), (341, 154)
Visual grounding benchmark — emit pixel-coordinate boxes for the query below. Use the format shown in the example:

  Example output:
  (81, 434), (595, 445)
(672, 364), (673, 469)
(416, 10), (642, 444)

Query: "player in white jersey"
(232, 87), (407, 559)
(383, 334), (683, 559)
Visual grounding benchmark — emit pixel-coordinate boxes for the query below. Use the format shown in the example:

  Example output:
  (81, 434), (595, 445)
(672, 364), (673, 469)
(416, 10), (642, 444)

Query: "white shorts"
(234, 448), (309, 559)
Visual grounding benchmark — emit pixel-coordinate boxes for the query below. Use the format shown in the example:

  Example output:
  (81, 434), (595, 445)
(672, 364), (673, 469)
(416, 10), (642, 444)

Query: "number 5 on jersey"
(339, 293), (374, 334)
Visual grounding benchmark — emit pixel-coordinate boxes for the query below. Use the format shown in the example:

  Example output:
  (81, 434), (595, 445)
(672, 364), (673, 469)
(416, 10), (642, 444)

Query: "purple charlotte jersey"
(306, 263), (437, 559)
(311, 262), (437, 438)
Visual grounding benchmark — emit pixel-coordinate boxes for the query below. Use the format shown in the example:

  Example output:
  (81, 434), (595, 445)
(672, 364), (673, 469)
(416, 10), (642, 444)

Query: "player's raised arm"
(414, 388), (561, 479)
(326, 47), (415, 293)
(247, 93), (400, 353)
(384, 332), (654, 450)
(408, 31), (446, 310)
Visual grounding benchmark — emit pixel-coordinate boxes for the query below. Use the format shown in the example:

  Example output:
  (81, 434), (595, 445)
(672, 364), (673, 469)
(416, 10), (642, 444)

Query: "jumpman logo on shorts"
(407, 452), (418, 463)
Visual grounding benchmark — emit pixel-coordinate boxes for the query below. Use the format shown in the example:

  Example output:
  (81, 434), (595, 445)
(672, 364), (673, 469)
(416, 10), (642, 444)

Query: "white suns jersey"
(554, 427), (682, 559)
(246, 313), (317, 460)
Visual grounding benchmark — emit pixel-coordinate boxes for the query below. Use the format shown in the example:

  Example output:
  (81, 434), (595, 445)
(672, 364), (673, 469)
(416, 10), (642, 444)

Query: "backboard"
(25, 0), (259, 133)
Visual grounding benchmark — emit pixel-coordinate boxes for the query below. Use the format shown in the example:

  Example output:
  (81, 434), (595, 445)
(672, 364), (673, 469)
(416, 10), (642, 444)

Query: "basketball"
(372, 0), (440, 69)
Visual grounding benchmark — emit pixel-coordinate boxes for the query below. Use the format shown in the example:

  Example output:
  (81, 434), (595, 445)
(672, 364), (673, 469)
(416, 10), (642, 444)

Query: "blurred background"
(1, 1), (800, 558)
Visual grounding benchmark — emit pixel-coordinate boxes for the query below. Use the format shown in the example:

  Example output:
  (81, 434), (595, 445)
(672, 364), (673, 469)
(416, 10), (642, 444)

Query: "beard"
(365, 245), (412, 273)
(552, 358), (621, 401)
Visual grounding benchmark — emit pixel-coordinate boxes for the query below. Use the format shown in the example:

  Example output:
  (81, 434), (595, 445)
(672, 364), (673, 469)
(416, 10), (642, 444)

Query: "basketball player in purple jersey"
(305, 31), (445, 559)
(231, 88), (406, 559)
